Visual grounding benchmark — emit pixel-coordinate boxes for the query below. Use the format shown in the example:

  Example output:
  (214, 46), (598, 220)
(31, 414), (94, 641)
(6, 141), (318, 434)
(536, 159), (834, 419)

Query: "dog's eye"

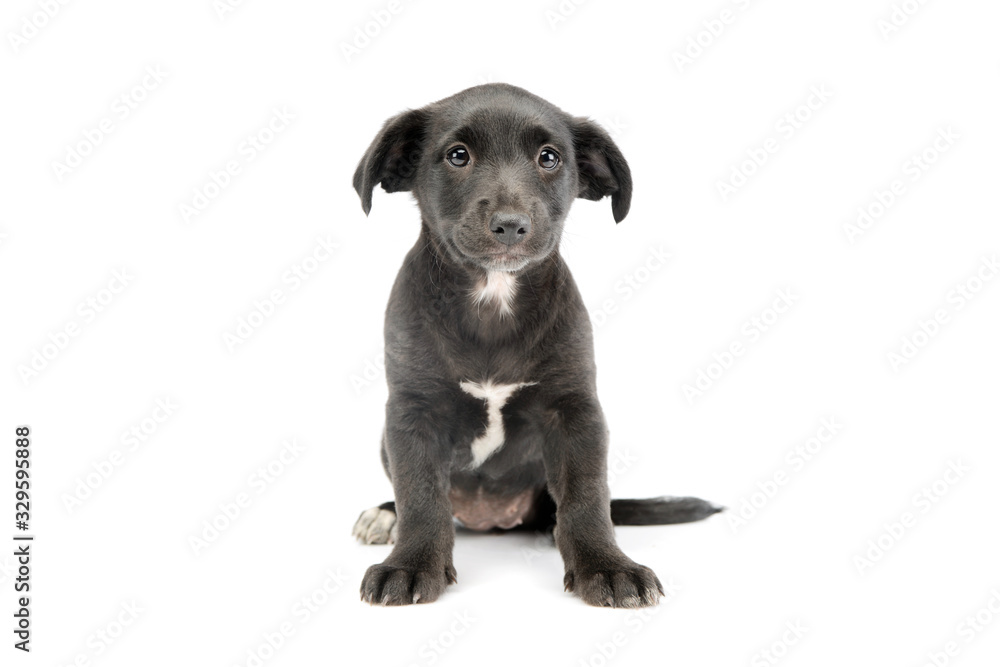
(446, 146), (470, 167)
(538, 148), (560, 170)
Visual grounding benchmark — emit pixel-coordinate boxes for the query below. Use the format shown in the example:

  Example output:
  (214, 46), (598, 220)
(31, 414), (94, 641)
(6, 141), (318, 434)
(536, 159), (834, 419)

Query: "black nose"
(490, 213), (531, 246)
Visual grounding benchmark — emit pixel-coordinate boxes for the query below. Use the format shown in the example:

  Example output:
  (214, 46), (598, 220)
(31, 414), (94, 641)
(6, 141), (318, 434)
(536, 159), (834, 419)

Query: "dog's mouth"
(449, 237), (536, 273)
(448, 218), (557, 275)
(481, 251), (531, 272)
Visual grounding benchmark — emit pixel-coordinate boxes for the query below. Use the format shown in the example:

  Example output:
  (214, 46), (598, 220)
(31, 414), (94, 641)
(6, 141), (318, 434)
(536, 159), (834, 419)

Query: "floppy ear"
(352, 108), (431, 215)
(572, 118), (632, 223)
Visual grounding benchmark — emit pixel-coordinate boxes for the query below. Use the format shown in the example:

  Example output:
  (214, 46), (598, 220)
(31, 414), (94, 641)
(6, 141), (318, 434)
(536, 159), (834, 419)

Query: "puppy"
(352, 83), (719, 607)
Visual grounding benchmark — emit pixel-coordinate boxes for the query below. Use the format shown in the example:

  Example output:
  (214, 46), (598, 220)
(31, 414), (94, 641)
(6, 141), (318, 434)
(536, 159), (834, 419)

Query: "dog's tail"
(610, 496), (723, 525)
(524, 491), (722, 531)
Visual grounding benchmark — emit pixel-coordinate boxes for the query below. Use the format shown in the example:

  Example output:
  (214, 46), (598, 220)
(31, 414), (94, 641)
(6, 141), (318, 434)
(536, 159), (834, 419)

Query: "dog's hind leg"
(352, 501), (397, 545)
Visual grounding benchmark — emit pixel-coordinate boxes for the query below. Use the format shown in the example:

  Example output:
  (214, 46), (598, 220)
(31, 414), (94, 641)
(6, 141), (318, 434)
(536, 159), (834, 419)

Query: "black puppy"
(352, 84), (719, 607)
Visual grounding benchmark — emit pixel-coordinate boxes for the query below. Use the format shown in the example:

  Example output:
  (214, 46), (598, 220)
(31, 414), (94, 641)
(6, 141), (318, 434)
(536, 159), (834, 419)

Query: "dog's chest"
(459, 379), (534, 468)
(472, 272), (518, 317)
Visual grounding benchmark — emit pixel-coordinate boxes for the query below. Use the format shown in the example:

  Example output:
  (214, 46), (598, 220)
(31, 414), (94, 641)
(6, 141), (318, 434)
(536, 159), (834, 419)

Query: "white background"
(2, 0), (999, 665)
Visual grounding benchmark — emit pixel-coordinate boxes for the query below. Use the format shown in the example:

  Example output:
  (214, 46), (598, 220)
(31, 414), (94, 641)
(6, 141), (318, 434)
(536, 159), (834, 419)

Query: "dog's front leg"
(542, 394), (664, 608)
(360, 403), (456, 605)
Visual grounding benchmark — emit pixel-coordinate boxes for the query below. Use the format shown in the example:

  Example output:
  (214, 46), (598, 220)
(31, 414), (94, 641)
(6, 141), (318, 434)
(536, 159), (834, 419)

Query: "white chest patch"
(460, 380), (535, 467)
(472, 271), (518, 318)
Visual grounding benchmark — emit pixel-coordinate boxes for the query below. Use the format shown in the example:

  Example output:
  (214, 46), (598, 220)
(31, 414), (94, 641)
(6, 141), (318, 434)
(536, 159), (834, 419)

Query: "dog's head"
(353, 84), (631, 274)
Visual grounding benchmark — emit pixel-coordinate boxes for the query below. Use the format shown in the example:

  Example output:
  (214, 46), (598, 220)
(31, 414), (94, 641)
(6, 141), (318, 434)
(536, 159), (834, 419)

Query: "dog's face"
(353, 84), (631, 275)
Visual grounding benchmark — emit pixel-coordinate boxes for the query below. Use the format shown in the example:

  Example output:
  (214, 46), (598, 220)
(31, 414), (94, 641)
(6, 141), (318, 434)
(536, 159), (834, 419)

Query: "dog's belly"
(449, 486), (537, 531)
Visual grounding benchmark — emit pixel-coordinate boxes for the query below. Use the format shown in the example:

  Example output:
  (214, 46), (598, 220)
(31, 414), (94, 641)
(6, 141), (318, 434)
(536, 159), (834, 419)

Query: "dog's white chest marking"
(460, 380), (534, 467)
(472, 271), (518, 317)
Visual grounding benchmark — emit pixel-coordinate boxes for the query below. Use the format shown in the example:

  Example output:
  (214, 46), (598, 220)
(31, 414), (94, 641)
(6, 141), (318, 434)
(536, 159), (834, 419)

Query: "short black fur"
(352, 84), (720, 608)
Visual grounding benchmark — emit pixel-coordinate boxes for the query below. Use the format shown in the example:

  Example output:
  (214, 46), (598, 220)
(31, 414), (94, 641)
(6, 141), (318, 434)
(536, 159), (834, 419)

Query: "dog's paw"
(360, 561), (457, 605)
(564, 560), (663, 608)
(352, 506), (398, 545)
